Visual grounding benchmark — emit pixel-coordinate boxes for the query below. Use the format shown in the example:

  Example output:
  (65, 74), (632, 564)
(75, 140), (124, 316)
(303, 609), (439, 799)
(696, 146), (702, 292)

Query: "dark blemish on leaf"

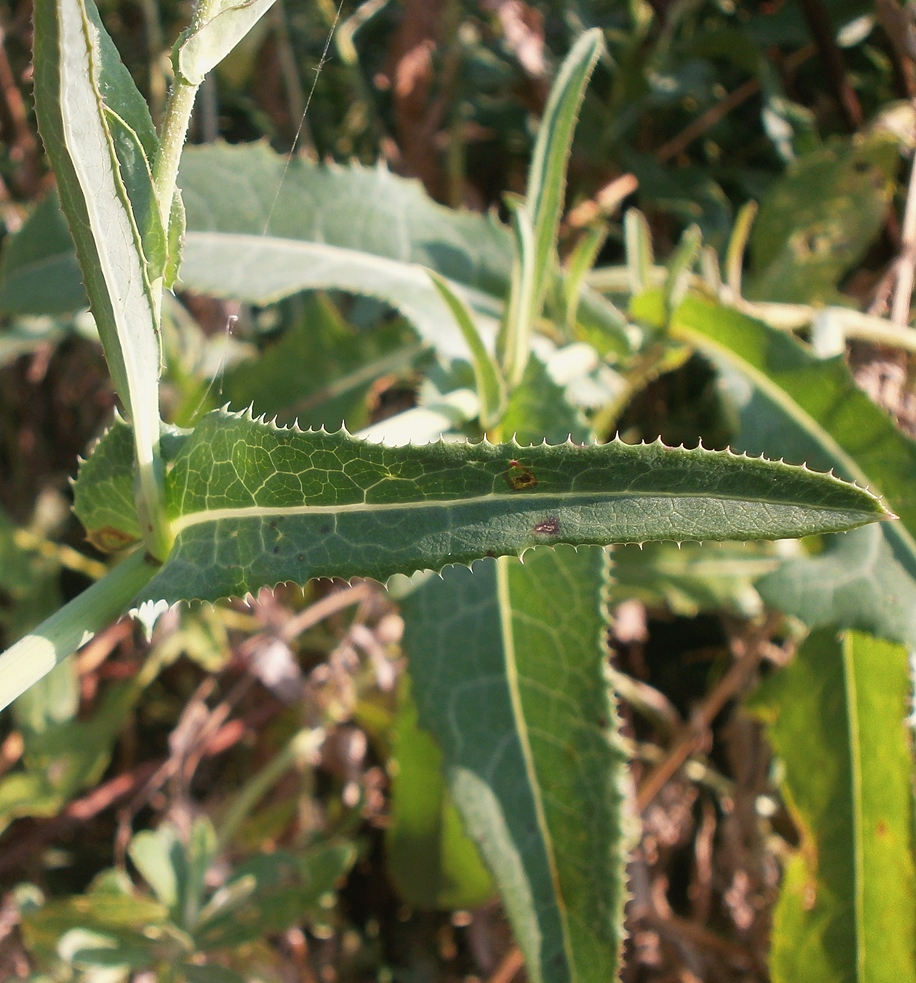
(320, 523), (331, 535)
(485, 550), (496, 557)
(297, 553), (305, 562)
(852, 159), (870, 173)
(87, 525), (139, 553)
(506, 459), (537, 491)
(533, 516), (560, 535)
(596, 715), (609, 729)
(272, 546), (281, 554)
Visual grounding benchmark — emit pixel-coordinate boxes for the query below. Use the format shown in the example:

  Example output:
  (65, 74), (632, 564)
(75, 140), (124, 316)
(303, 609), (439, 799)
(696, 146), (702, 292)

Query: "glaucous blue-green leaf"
(499, 354), (592, 444)
(429, 271), (506, 429)
(68, 407), (889, 608)
(525, 28), (603, 312)
(757, 525), (916, 647)
(747, 629), (916, 983)
(0, 192), (86, 314)
(176, 143), (511, 356)
(747, 134), (899, 303)
(401, 547), (631, 983)
(670, 293), (916, 646)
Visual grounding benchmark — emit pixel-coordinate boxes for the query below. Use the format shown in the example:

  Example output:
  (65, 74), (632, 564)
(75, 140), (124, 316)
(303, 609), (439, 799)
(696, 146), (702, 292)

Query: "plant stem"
(0, 550), (159, 713)
(152, 0), (222, 254)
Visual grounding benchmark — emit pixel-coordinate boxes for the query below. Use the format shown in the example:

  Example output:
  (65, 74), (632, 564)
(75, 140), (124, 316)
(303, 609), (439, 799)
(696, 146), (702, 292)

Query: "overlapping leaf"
(401, 548), (631, 983)
(669, 293), (916, 646)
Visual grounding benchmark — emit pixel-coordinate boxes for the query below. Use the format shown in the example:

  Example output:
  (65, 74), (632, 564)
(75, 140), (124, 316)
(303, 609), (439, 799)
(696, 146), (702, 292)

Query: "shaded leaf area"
(747, 134), (899, 303)
(747, 630), (916, 983)
(221, 294), (427, 431)
(385, 675), (494, 910)
(401, 547), (630, 983)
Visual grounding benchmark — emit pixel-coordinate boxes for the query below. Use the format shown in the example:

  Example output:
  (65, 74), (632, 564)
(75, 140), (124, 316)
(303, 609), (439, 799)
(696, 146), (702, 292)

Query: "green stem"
(217, 727), (324, 847)
(0, 550), (158, 713)
(151, 0), (222, 272)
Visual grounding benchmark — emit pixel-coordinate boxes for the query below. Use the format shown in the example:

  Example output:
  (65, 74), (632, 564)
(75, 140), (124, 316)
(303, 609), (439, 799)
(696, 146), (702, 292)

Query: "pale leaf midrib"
(842, 636), (866, 980)
(169, 487), (870, 535)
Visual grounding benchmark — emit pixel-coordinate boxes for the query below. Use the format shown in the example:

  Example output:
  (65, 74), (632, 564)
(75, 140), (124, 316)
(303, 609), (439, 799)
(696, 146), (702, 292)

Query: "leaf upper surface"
(73, 408), (888, 607)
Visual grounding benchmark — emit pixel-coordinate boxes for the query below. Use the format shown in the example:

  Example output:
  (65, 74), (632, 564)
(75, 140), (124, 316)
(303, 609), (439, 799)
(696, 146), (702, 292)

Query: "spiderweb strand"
(261, 0), (346, 235)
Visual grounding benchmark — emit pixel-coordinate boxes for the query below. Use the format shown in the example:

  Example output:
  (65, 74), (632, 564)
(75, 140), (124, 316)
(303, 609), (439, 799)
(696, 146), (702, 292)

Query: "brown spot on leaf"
(86, 526), (139, 553)
(533, 516), (560, 535)
(507, 460), (537, 490)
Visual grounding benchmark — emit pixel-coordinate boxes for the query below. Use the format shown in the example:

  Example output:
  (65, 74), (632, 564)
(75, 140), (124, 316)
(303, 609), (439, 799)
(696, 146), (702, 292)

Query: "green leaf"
(176, 143), (511, 356)
(429, 270), (506, 429)
(192, 841), (356, 950)
(68, 407), (889, 608)
(176, 0), (278, 86)
(757, 525), (916, 646)
(747, 629), (916, 983)
(525, 29), (604, 308)
(671, 293), (916, 646)
(401, 547), (631, 983)
(32, 0), (166, 556)
(386, 674), (494, 910)
(747, 134), (899, 303)
(0, 192), (86, 314)
(129, 817), (217, 930)
(500, 354), (592, 445)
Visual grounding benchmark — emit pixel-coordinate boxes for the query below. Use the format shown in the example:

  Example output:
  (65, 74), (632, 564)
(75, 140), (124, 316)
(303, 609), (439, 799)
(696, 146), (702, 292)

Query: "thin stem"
(0, 550), (158, 714)
(152, 0), (223, 256)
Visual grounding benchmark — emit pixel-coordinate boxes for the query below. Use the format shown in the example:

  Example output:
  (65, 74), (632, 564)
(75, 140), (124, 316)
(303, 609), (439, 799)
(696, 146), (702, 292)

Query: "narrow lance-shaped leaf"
(32, 0), (168, 557)
(69, 408), (889, 611)
(525, 28), (604, 307)
(401, 547), (632, 983)
(429, 270), (507, 429)
(747, 629), (916, 983)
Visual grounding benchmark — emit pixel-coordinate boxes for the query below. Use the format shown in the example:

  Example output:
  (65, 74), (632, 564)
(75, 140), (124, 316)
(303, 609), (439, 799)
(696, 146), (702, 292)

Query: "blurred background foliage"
(1, 0), (916, 979)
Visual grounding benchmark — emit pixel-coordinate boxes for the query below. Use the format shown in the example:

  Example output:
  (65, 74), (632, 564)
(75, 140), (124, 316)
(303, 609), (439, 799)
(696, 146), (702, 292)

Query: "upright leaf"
(525, 29), (604, 306)
(32, 0), (167, 556)
(401, 547), (632, 983)
(748, 630), (916, 983)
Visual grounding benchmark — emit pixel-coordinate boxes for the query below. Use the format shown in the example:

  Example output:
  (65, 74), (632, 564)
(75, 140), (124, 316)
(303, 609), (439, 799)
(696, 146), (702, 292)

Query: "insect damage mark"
(506, 459), (537, 491)
(533, 516), (560, 535)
